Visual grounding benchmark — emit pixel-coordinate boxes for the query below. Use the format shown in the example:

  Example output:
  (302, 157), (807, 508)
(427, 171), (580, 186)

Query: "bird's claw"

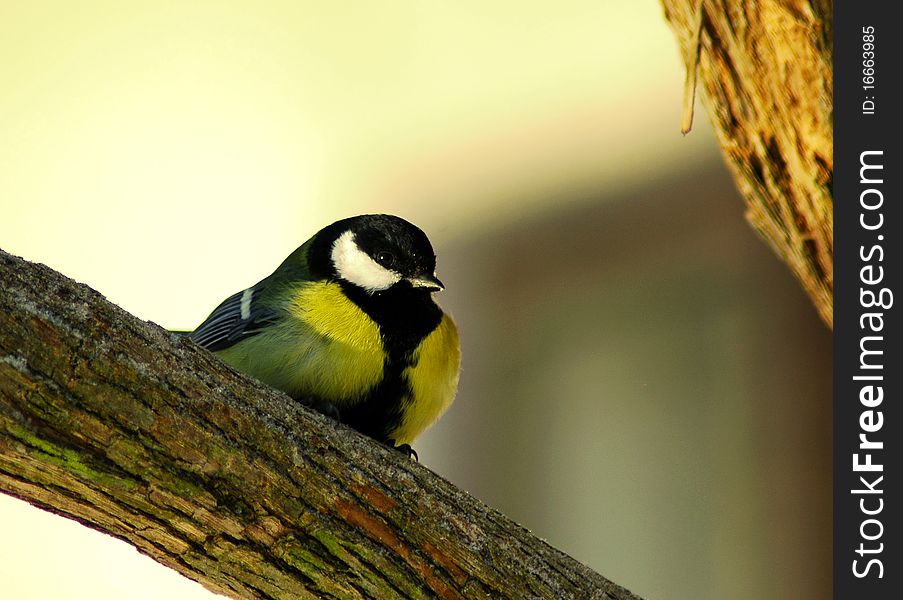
(391, 442), (418, 461)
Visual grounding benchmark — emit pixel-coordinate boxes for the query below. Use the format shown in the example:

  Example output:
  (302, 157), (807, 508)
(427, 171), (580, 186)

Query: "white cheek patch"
(331, 231), (401, 292)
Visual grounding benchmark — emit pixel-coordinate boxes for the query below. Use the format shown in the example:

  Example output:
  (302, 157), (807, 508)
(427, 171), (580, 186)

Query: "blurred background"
(0, 2), (830, 599)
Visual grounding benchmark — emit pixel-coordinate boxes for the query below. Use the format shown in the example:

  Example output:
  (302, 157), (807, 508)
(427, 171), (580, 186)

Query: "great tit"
(185, 214), (460, 457)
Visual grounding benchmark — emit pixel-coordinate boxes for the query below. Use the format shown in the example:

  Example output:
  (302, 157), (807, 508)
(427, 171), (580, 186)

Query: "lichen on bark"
(661, 0), (833, 327)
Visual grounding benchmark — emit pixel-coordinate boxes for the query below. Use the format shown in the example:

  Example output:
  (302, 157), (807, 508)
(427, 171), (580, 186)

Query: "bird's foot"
(389, 442), (418, 461)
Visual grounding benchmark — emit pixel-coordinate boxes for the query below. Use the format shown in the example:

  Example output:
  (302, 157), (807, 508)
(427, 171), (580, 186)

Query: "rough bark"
(0, 249), (640, 600)
(661, 0), (833, 327)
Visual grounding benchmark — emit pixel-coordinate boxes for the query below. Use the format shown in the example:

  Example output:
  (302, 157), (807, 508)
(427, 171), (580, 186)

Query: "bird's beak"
(408, 272), (445, 292)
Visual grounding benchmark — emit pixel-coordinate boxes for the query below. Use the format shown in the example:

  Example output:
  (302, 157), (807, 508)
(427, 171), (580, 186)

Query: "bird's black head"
(309, 214), (444, 295)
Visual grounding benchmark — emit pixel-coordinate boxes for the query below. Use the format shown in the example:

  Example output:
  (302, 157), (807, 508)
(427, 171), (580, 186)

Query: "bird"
(184, 214), (460, 458)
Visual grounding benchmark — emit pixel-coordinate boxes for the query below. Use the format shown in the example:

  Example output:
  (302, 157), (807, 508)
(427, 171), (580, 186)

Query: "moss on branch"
(0, 249), (641, 600)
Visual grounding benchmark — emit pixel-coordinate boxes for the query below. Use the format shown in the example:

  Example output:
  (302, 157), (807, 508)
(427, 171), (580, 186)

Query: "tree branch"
(661, 0), (833, 327)
(0, 249), (640, 600)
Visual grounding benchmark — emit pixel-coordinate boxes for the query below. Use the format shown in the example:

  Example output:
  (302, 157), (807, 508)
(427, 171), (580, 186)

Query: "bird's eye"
(375, 251), (395, 266)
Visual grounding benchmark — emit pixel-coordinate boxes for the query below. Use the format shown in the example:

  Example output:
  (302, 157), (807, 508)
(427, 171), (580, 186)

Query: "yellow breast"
(218, 281), (460, 446)
(218, 281), (385, 403)
(286, 281), (386, 402)
(390, 314), (461, 445)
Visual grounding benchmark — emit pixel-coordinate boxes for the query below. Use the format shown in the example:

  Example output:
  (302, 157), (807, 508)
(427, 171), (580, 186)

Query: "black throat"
(335, 281), (443, 444)
(339, 281), (442, 361)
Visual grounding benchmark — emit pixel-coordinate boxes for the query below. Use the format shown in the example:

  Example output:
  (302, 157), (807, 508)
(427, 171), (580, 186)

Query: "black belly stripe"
(339, 354), (413, 442)
(337, 281), (442, 443)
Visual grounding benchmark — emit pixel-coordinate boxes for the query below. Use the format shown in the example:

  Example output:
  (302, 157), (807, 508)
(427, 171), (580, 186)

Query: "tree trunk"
(660, 0), (833, 327)
(0, 249), (641, 600)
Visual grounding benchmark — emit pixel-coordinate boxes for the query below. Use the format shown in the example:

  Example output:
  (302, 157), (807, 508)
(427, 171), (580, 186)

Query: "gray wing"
(188, 287), (280, 352)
